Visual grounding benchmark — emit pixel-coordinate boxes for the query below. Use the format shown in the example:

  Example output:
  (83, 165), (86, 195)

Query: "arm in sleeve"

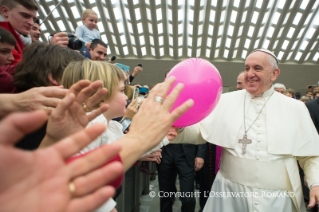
(196, 143), (206, 158)
(140, 136), (169, 157)
(297, 156), (319, 188)
(74, 26), (86, 43)
(129, 75), (135, 83)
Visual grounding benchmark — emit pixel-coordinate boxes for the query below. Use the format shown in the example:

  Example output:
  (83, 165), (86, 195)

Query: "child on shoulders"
(75, 9), (100, 50)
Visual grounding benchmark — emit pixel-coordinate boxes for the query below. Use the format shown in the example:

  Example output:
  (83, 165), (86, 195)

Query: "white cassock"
(200, 86), (319, 212)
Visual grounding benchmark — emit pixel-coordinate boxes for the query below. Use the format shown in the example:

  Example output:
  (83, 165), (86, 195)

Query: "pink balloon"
(167, 58), (222, 127)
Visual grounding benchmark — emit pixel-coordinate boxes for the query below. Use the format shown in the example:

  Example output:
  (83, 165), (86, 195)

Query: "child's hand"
(85, 42), (92, 50)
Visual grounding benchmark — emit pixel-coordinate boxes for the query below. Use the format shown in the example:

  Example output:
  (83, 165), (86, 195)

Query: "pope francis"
(200, 49), (319, 212)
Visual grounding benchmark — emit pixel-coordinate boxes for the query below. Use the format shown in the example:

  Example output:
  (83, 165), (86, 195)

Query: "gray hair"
(273, 83), (286, 91)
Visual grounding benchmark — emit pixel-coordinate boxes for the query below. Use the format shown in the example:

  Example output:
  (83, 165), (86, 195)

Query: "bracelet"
(310, 183), (319, 189)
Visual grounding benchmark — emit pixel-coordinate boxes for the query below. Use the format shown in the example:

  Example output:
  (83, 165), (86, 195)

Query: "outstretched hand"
(117, 77), (194, 171)
(41, 80), (108, 148)
(0, 110), (123, 212)
(127, 77), (194, 148)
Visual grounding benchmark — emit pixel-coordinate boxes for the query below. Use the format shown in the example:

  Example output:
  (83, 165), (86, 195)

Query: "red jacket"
(0, 65), (16, 93)
(0, 21), (24, 66)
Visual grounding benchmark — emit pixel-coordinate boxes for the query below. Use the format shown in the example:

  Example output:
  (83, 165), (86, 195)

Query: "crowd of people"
(272, 83), (319, 103)
(0, 1), (319, 212)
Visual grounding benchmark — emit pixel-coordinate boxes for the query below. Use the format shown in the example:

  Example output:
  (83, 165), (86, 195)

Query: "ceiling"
(36, 0), (319, 64)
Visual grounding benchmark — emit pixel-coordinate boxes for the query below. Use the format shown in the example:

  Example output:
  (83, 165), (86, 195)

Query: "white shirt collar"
(247, 85), (274, 99)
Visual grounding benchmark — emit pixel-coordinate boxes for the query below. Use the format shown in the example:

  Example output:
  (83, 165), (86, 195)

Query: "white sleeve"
(140, 136), (169, 157)
(94, 198), (116, 212)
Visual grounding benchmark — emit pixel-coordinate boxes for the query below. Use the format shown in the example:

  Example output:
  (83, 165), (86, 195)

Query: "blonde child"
(75, 9), (100, 50)
(62, 60), (169, 212)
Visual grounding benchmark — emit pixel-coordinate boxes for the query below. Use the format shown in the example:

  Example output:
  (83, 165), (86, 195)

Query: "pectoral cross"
(238, 134), (252, 155)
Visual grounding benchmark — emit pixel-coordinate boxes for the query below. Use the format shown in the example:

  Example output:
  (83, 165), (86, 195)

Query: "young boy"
(0, 27), (17, 92)
(75, 9), (100, 50)
(0, 27), (15, 66)
(285, 88), (294, 98)
(30, 19), (41, 42)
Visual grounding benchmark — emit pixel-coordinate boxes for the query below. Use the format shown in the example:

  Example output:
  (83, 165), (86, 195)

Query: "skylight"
(251, 12), (259, 24)
(49, 5), (59, 18)
(277, 51), (284, 60)
(230, 11), (237, 23)
(282, 40), (289, 49)
(267, 27), (274, 37)
(171, 36), (177, 47)
(35, 0), (318, 63)
(300, 41), (309, 50)
(228, 25), (234, 36)
(256, 0), (263, 8)
(295, 52), (302, 61)
(287, 27), (295, 38)
(241, 11), (247, 23)
(113, 8), (121, 20)
(248, 26), (254, 37)
(178, 37), (183, 47)
(233, 0), (240, 8)
(156, 8), (162, 21)
(306, 28), (316, 39)
(226, 38), (231, 48)
(271, 12), (280, 25)
(209, 10), (215, 22)
(277, 0), (285, 9)
(244, 39), (250, 49)
(139, 36), (145, 45)
(220, 11), (225, 22)
(57, 20), (65, 31)
(158, 23), (163, 34)
(293, 13), (302, 25)
(300, 0), (309, 10)
(135, 8), (141, 20)
(137, 23), (143, 33)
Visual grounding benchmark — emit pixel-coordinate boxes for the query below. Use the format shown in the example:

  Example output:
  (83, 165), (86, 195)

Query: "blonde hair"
(62, 60), (126, 107)
(301, 96), (309, 102)
(82, 9), (97, 19)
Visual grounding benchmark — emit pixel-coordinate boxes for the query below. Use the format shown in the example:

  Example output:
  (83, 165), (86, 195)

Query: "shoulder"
(306, 98), (319, 106)
(87, 114), (107, 127)
(108, 120), (124, 132)
(77, 25), (86, 29)
(219, 89), (245, 102)
(274, 91), (307, 111)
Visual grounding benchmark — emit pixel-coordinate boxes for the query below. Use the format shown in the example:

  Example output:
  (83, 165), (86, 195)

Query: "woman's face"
(104, 80), (128, 119)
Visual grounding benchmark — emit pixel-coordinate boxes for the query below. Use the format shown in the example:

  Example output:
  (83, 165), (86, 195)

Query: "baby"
(75, 9), (100, 50)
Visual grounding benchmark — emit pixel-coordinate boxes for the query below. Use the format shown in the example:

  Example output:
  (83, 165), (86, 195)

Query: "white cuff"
(310, 183), (319, 190)
(162, 137), (170, 146)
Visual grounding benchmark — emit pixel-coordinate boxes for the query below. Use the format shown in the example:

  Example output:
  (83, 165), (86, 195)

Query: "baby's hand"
(85, 42), (92, 50)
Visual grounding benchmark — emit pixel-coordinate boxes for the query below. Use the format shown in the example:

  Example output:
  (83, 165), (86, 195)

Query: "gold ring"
(43, 106), (48, 111)
(82, 103), (89, 112)
(69, 182), (76, 197)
